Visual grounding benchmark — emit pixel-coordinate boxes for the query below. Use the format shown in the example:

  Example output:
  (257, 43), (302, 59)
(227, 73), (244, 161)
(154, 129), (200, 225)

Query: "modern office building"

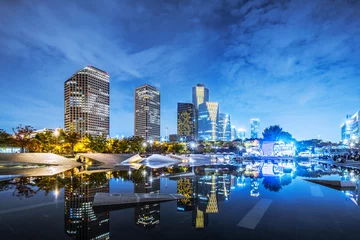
(238, 128), (246, 140)
(134, 84), (161, 141)
(341, 111), (360, 141)
(192, 83), (209, 109)
(177, 103), (197, 141)
(198, 102), (219, 141)
(177, 178), (195, 212)
(218, 113), (231, 141)
(231, 126), (237, 141)
(250, 118), (260, 139)
(64, 65), (110, 138)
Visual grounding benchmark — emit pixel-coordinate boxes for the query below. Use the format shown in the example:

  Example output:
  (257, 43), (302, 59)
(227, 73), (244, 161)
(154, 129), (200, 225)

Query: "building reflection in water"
(176, 171), (234, 229)
(64, 173), (110, 240)
(134, 169), (161, 230)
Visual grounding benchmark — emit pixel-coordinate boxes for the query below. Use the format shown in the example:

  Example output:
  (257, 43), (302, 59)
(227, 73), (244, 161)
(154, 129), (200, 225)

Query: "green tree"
(62, 129), (80, 155)
(86, 135), (108, 153)
(34, 130), (55, 152)
(0, 129), (12, 147)
(12, 124), (35, 153)
(262, 125), (283, 141)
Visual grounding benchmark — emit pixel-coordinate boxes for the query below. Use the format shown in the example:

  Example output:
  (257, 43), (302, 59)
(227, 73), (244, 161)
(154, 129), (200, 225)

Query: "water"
(1, 161), (360, 240)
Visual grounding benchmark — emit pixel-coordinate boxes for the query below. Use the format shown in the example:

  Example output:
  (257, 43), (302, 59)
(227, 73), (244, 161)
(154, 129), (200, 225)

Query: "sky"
(0, 0), (359, 142)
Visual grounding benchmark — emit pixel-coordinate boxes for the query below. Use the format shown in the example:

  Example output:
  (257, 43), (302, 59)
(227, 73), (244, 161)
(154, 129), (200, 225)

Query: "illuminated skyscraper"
(238, 128), (246, 140)
(64, 65), (110, 137)
(134, 84), (161, 141)
(231, 126), (237, 141)
(177, 178), (195, 212)
(250, 118), (260, 139)
(177, 103), (197, 141)
(341, 111), (360, 141)
(198, 102), (219, 141)
(192, 83), (209, 109)
(218, 113), (232, 141)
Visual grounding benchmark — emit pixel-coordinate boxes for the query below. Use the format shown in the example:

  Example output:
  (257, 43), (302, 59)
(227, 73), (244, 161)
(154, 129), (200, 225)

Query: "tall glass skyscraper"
(231, 126), (237, 141)
(134, 84), (160, 141)
(177, 103), (197, 141)
(218, 113), (231, 141)
(192, 83), (209, 109)
(64, 65), (110, 138)
(198, 102), (219, 141)
(250, 118), (260, 139)
(238, 128), (246, 140)
(341, 111), (360, 141)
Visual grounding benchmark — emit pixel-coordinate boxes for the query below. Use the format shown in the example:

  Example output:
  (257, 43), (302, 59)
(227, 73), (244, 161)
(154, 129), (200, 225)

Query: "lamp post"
(148, 139), (154, 155)
(190, 142), (196, 154)
(142, 142), (147, 154)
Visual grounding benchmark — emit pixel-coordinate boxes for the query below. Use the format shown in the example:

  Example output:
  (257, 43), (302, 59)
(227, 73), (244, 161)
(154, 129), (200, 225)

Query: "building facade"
(218, 113), (231, 141)
(198, 102), (219, 141)
(134, 84), (161, 141)
(250, 118), (260, 139)
(177, 103), (197, 141)
(231, 127), (237, 141)
(341, 111), (360, 141)
(192, 83), (209, 110)
(238, 128), (246, 140)
(64, 65), (110, 138)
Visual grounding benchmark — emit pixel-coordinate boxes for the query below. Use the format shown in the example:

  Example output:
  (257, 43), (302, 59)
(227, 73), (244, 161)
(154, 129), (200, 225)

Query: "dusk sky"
(0, 0), (359, 142)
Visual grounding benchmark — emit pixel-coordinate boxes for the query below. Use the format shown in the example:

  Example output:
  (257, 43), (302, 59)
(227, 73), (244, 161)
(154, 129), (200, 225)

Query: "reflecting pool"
(1, 161), (360, 239)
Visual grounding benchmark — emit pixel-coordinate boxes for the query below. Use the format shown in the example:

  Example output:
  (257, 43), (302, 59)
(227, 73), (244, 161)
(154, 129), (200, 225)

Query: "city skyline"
(1, 0), (360, 141)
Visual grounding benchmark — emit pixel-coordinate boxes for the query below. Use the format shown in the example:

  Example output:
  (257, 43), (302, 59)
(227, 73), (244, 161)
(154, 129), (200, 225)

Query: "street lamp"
(190, 142), (196, 154)
(148, 139), (154, 155)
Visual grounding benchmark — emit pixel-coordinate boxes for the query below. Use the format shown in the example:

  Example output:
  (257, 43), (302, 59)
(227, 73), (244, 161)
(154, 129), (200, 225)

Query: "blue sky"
(0, 0), (359, 142)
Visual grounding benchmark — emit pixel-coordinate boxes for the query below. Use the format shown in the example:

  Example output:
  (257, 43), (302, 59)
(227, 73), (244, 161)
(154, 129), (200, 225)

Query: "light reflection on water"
(1, 160), (360, 239)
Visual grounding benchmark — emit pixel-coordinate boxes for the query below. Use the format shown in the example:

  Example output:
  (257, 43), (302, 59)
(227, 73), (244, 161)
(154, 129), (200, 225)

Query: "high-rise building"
(177, 103), (197, 141)
(250, 118), (260, 139)
(238, 128), (246, 140)
(64, 65), (110, 138)
(218, 113), (231, 141)
(341, 111), (360, 141)
(198, 102), (219, 141)
(192, 83), (209, 109)
(134, 84), (160, 141)
(231, 126), (237, 141)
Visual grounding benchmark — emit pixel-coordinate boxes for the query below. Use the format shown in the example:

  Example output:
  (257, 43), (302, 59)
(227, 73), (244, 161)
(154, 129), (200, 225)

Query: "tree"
(34, 130), (55, 152)
(62, 130), (80, 155)
(0, 129), (12, 147)
(12, 124), (35, 153)
(262, 125), (283, 141)
(86, 135), (108, 153)
(277, 131), (294, 143)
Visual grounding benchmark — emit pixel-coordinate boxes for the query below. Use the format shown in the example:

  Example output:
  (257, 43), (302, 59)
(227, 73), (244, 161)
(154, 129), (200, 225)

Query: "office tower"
(198, 102), (219, 141)
(64, 65), (110, 138)
(231, 126), (237, 141)
(177, 103), (197, 141)
(238, 128), (246, 140)
(341, 111), (360, 141)
(250, 118), (260, 139)
(134, 170), (160, 230)
(192, 83), (209, 109)
(218, 113), (231, 141)
(64, 173), (110, 240)
(134, 84), (160, 141)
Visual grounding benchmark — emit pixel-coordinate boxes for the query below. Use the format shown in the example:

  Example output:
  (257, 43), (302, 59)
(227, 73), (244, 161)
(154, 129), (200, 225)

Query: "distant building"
(250, 118), (260, 139)
(177, 103), (197, 141)
(238, 128), (246, 140)
(218, 113), (231, 141)
(134, 84), (160, 141)
(341, 111), (360, 141)
(169, 134), (178, 142)
(192, 83), (209, 109)
(198, 102), (219, 141)
(64, 65), (110, 138)
(231, 127), (237, 141)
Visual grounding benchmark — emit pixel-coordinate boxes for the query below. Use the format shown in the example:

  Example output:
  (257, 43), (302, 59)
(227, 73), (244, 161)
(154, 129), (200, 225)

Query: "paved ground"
(0, 153), (81, 177)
